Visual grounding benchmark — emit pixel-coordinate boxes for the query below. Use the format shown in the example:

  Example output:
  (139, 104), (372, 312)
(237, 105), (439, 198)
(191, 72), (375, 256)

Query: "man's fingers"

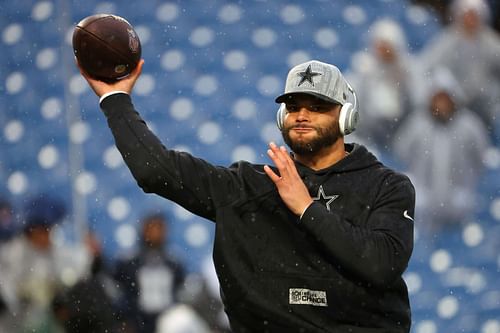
(133, 59), (144, 76)
(279, 145), (295, 169)
(263, 165), (281, 183)
(124, 59), (144, 84)
(269, 142), (298, 180)
(267, 147), (284, 169)
(269, 142), (289, 172)
(279, 145), (302, 179)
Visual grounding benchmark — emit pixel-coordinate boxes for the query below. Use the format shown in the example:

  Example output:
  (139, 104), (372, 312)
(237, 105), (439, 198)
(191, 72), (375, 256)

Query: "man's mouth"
(292, 126), (314, 133)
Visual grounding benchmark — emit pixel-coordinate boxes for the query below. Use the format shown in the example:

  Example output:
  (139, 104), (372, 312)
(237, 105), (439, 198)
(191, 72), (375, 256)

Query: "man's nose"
(296, 107), (311, 120)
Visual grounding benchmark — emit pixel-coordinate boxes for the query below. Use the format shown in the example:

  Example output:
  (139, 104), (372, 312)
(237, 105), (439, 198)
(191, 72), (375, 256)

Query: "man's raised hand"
(77, 59), (145, 97)
(263, 142), (313, 216)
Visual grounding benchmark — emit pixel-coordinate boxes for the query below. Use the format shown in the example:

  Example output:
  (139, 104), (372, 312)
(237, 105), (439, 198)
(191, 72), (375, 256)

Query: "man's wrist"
(298, 201), (314, 221)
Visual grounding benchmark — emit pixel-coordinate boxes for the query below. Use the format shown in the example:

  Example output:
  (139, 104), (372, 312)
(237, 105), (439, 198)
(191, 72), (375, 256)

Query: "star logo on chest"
(312, 185), (339, 211)
(297, 64), (322, 87)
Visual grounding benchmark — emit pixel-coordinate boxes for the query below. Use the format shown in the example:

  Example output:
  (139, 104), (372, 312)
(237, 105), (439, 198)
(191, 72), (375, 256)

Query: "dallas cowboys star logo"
(297, 64), (322, 87)
(312, 185), (339, 211)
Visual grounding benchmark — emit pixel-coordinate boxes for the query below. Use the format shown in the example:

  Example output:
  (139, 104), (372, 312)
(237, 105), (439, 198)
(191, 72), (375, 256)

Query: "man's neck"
(294, 139), (346, 171)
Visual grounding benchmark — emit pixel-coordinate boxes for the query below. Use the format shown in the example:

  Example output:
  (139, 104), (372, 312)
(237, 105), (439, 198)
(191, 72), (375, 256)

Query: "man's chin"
(282, 124), (341, 155)
(285, 135), (315, 153)
(290, 132), (316, 143)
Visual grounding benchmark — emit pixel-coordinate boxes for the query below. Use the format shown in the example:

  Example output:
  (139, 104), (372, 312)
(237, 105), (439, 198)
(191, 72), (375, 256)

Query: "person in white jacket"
(419, 0), (500, 134)
(348, 18), (423, 152)
(394, 67), (490, 233)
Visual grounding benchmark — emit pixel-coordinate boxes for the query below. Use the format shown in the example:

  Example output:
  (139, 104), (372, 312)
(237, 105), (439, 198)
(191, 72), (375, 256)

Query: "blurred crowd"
(0, 197), (231, 333)
(1, 0), (500, 332)
(347, 0), (500, 234)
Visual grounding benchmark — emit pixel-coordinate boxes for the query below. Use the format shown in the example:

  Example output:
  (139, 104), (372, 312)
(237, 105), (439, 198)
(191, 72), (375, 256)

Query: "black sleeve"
(299, 173), (415, 287)
(100, 93), (243, 221)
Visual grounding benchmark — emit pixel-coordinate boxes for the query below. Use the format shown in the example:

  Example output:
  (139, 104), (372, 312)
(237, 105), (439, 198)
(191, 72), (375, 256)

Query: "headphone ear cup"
(339, 103), (359, 135)
(276, 103), (287, 131)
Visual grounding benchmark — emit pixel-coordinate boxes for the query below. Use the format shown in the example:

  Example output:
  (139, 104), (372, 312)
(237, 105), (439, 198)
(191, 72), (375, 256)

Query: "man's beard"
(282, 121), (341, 156)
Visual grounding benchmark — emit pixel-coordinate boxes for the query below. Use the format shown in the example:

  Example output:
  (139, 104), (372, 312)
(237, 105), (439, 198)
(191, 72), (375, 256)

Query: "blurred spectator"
(113, 213), (185, 333)
(348, 18), (423, 152)
(153, 258), (230, 333)
(199, 257), (231, 332)
(394, 67), (489, 233)
(411, 0), (500, 32)
(0, 197), (16, 242)
(52, 232), (121, 333)
(156, 304), (211, 333)
(0, 197), (15, 326)
(0, 195), (68, 332)
(175, 268), (231, 333)
(419, 0), (500, 135)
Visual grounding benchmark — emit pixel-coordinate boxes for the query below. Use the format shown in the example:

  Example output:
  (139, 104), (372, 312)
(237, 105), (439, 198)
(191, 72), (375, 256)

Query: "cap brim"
(275, 92), (340, 105)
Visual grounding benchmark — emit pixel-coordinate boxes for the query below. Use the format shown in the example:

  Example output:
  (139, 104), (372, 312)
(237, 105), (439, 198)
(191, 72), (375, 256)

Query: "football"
(72, 14), (141, 82)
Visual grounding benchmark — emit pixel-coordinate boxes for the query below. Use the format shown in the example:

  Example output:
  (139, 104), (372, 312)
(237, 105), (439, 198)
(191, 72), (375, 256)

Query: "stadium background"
(0, 0), (499, 332)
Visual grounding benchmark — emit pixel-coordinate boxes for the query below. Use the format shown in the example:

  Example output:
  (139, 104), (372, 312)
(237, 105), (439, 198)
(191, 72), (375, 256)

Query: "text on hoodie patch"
(289, 288), (328, 307)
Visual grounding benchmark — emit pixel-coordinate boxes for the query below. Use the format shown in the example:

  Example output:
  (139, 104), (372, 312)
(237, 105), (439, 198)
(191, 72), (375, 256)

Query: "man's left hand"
(264, 142), (313, 216)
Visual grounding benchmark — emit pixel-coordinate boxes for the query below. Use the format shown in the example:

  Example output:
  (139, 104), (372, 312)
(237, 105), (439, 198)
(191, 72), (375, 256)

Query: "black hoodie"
(101, 93), (415, 333)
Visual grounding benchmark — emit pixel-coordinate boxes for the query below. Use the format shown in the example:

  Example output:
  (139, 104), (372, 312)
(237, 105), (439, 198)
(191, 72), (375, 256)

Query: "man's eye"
(287, 105), (299, 112)
(310, 105), (329, 112)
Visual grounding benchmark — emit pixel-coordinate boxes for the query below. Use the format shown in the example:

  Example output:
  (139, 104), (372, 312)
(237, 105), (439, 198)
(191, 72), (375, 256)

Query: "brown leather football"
(72, 14), (141, 82)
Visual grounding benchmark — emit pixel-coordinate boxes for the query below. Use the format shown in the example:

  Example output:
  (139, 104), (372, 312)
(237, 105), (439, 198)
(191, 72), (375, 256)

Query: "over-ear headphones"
(339, 83), (359, 135)
(276, 84), (359, 135)
(276, 103), (287, 131)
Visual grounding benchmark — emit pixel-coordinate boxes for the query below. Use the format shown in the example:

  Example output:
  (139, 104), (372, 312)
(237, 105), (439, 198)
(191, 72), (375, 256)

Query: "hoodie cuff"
(299, 202), (314, 221)
(99, 91), (129, 104)
(299, 201), (326, 225)
(99, 93), (134, 119)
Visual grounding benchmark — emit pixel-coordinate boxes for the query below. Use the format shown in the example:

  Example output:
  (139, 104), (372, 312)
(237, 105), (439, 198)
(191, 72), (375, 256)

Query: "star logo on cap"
(297, 64), (322, 87)
(312, 185), (339, 211)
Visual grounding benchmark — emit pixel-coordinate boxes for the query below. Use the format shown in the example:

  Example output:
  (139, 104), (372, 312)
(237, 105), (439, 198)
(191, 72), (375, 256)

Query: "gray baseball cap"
(275, 60), (351, 105)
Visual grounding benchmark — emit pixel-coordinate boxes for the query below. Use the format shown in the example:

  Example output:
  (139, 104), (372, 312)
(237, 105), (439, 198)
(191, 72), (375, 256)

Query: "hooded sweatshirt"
(101, 93), (415, 333)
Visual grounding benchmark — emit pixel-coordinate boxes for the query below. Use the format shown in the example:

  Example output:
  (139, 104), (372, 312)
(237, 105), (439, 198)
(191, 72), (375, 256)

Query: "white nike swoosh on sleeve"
(403, 210), (414, 221)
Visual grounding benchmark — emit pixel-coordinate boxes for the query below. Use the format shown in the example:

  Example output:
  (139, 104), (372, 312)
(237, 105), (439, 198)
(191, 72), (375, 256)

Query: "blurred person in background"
(0, 195), (67, 333)
(156, 271), (225, 333)
(393, 67), (489, 233)
(198, 256), (231, 332)
(348, 18), (423, 153)
(173, 264), (231, 333)
(419, 0), (500, 137)
(0, 197), (16, 325)
(411, 0), (500, 33)
(155, 303), (211, 333)
(0, 197), (16, 242)
(52, 232), (121, 333)
(113, 213), (185, 333)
